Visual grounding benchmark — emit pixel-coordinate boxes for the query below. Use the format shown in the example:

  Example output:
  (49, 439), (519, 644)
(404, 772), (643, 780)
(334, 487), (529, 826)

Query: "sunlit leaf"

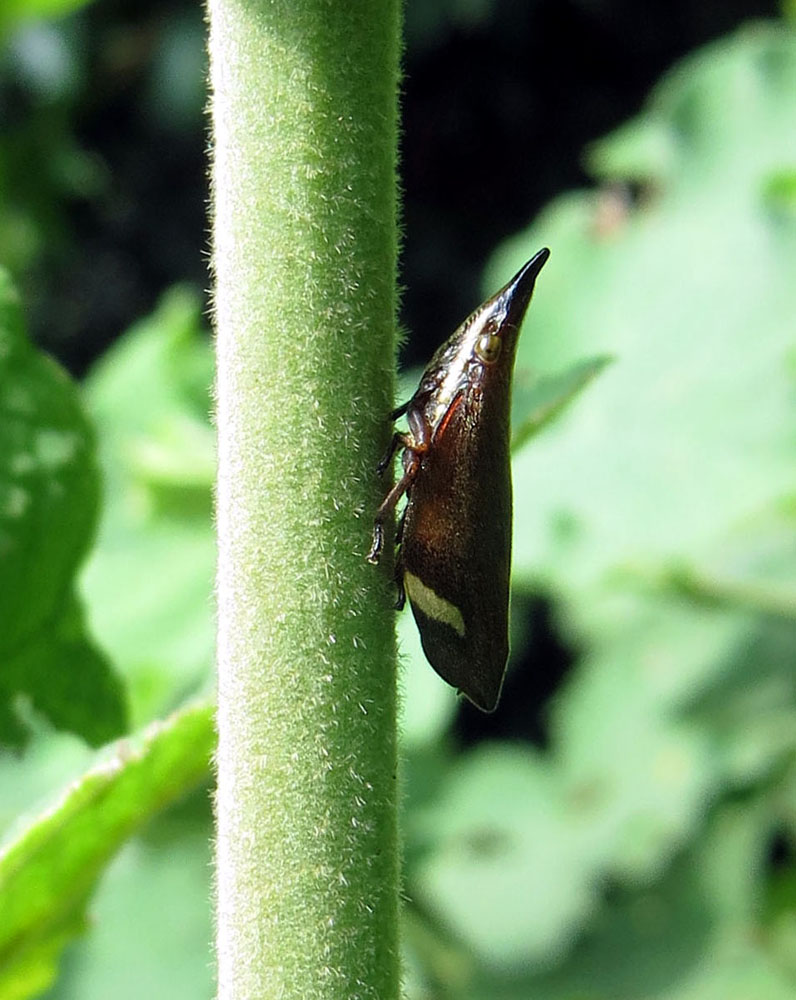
(0, 699), (213, 1000)
(492, 27), (796, 610)
(0, 0), (97, 37)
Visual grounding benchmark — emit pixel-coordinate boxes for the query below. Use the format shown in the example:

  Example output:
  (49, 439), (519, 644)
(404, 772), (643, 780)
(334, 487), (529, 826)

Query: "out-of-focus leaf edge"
(511, 354), (613, 453)
(0, 697), (214, 1000)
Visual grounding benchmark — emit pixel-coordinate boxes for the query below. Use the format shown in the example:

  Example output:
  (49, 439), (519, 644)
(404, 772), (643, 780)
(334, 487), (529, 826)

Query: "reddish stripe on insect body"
(434, 392), (464, 442)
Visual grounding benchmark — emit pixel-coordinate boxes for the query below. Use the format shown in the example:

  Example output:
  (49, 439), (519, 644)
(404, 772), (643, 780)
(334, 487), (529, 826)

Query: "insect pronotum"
(368, 248), (550, 712)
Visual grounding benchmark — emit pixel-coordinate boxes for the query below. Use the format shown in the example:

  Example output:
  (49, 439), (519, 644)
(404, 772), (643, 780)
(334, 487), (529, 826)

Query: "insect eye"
(475, 331), (501, 363)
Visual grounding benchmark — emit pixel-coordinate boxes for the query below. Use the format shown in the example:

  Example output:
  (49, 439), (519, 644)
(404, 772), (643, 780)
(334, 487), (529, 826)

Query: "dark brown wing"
(400, 383), (512, 711)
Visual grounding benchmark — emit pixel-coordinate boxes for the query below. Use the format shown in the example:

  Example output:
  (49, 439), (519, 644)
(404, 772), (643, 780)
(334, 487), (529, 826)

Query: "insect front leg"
(367, 404), (430, 565)
(366, 448), (421, 565)
(389, 399), (410, 421)
(376, 432), (408, 476)
(375, 398), (414, 476)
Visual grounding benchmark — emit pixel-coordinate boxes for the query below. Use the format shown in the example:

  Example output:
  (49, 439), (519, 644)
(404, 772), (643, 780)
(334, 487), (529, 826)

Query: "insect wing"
(400, 385), (512, 712)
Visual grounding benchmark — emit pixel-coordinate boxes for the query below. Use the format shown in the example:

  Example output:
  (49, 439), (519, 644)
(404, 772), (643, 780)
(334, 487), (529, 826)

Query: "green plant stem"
(208, 2), (402, 998)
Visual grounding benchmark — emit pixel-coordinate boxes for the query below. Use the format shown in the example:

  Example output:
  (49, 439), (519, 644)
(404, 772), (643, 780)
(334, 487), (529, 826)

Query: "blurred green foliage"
(80, 288), (215, 728)
(0, 10), (795, 1000)
(0, 0), (96, 39)
(0, 271), (126, 748)
(0, 701), (213, 1000)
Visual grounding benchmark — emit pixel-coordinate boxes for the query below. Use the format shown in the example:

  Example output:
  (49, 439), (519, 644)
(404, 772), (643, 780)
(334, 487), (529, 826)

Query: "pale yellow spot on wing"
(404, 571), (466, 638)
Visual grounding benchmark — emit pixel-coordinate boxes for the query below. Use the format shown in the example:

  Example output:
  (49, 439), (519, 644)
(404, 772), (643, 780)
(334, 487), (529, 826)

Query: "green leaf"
(425, 594), (795, 974)
(518, 802), (794, 1000)
(397, 609), (457, 747)
(511, 355), (612, 452)
(428, 797), (794, 1000)
(0, 270), (126, 748)
(658, 504), (796, 620)
(425, 27), (796, 984)
(489, 25), (796, 608)
(762, 168), (796, 223)
(3, 594), (127, 750)
(0, 698), (214, 1000)
(0, 0), (97, 37)
(80, 288), (215, 726)
(44, 789), (213, 1000)
(0, 914), (85, 1000)
(412, 746), (598, 970)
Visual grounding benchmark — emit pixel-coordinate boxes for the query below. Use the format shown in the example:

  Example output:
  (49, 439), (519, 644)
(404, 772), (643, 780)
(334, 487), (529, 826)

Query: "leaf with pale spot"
(0, 270), (126, 748)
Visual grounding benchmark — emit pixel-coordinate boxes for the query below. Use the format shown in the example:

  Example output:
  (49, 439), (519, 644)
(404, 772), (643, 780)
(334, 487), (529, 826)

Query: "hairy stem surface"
(209, 2), (402, 997)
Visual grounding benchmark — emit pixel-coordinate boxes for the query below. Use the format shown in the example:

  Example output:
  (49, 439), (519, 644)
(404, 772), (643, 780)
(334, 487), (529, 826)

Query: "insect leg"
(376, 432), (408, 476)
(366, 449), (421, 564)
(406, 405), (430, 450)
(386, 408), (428, 604)
(393, 547), (406, 610)
(375, 398), (418, 476)
(389, 400), (410, 421)
(394, 502), (408, 545)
